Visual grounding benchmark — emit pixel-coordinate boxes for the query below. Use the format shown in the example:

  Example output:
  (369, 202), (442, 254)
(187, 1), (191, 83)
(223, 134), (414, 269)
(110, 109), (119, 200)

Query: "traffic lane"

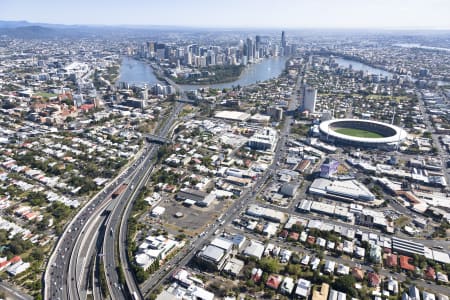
(50, 184), (138, 299)
(103, 191), (128, 299)
(112, 135), (174, 297)
(72, 214), (109, 297)
(57, 147), (151, 288)
(61, 199), (115, 297)
(0, 282), (33, 300)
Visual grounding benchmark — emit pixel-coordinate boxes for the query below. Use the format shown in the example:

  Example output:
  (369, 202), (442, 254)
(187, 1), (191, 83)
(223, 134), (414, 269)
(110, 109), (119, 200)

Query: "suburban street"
(140, 61), (305, 297)
(0, 282), (33, 300)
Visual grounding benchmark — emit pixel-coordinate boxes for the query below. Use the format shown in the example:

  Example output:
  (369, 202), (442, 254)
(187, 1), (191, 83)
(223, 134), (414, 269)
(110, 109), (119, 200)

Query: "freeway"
(67, 202), (111, 299)
(44, 76), (184, 299)
(102, 152), (159, 300)
(103, 100), (185, 300)
(66, 150), (153, 300)
(44, 143), (153, 299)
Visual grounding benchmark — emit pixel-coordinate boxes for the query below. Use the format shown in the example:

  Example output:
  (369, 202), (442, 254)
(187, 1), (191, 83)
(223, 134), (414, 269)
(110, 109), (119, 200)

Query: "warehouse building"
(309, 178), (375, 202)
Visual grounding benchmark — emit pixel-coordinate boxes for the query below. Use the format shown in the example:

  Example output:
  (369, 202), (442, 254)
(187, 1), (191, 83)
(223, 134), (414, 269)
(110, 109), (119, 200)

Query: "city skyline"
(1, 0), (450, 29)
(1, 1), (450, 299)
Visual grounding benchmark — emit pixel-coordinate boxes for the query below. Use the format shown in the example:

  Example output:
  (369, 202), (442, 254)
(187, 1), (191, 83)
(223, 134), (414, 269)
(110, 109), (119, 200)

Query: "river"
(334, 57), (393, 78)
(117, 56), (160, 87)
(394, 43), (450, 53)
(180, 56), (288, 90)
(118, 56), (288, 90)
(335, 57), (449, 86)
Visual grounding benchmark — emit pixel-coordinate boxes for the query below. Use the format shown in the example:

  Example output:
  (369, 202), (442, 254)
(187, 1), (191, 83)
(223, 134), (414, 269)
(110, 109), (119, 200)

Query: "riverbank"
(171, 65), (245, 85)
(316, 50), (395, 76)
(118, 56), (289, 90)
(315, 50), (450, 85)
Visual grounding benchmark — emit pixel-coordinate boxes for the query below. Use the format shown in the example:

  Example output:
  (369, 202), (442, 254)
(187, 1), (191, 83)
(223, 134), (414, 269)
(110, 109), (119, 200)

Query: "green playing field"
(334, 128), (384, 138)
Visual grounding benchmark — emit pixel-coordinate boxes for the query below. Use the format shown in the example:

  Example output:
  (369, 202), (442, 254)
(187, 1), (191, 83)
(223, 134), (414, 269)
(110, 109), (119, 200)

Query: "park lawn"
(334, 128), (384, 138)
(36, 92), (57, 99)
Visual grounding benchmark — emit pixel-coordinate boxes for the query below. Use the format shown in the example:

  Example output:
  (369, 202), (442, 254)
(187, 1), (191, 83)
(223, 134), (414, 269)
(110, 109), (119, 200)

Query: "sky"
(0, 0), (449, 29)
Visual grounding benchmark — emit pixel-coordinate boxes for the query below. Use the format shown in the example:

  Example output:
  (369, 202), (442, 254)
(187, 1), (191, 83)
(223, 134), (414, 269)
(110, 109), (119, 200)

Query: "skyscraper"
(255, 35), (261, 59)
(302, 86), (317, 113)
(255, 35), (261, 50)
(246, 38), (254, 62)
(281, 31), (286, 56)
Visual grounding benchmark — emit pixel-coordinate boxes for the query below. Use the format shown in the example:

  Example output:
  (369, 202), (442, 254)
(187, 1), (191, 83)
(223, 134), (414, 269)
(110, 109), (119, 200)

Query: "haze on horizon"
(1, 0), (449, 29)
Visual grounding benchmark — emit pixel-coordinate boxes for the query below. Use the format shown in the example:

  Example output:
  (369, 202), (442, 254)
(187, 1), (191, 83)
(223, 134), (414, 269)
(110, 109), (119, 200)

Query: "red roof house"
(399, 255), (415, 271)
(385, 254), (398, 268)
(367, 272), (381, 287)
(266, 274), (283, 290)
(9, 256), (21, 264)
(424, 266), (436, 280)
(352, 267), (365, 281)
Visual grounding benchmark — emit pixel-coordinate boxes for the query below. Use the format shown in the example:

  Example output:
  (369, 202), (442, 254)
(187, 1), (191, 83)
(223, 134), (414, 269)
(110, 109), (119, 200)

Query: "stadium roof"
(319, 118), (407, 145)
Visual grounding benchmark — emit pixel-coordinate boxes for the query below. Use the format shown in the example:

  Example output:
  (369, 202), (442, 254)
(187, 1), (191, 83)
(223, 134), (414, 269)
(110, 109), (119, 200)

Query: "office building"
(281, 31), (287, 56)
(247, 127), (278, 152)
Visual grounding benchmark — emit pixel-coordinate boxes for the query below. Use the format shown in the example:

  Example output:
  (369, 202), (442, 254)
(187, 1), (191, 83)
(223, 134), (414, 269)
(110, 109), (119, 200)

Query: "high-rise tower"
(281, 31), (286, 56)
(246, 38), (254, 62)
(302, 86), (317, 113)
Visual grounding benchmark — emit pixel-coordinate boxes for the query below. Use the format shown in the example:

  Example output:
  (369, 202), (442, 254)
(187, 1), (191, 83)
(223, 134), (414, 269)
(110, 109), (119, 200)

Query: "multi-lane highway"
(102, 149), (159, 300)
(44, 95), (183, 300)
(44, 144), (151, 299)
(103, 100), (185, 299)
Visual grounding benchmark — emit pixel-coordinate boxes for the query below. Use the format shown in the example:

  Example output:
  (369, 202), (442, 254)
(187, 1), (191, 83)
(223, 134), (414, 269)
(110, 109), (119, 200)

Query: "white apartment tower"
(302, 86), (317, 113)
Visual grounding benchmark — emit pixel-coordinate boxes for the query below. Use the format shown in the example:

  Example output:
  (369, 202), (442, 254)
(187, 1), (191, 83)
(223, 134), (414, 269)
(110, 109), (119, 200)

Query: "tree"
(423, 131), (432, 139)
(258, 257), (282, 274)
(332, 275), (357, 297)
(291, 253), (301, 264)
(27, 191), (47, 207)
(284, 263), (302, 277)
(30, 247), (45, 261)
(156, 145), (171, 162)
(135, 267), (147, 283)
(49, 202), (71, 222)
(291, 223), (303, 233)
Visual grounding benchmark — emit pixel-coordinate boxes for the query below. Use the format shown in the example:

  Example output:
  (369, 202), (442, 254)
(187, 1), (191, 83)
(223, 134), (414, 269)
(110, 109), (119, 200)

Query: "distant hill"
(0, 20), (199, 39)
(0, 20), (33, 28)
(0, 25), (62, 39)
(0, 21), (111, 39)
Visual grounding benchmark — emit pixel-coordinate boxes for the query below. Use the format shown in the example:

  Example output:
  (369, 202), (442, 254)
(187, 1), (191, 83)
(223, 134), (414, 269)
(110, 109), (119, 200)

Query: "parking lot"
(157, 197), (232, 236)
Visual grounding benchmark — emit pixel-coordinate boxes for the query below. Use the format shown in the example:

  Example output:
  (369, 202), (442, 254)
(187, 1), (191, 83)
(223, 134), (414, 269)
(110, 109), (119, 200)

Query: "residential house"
(281, 277), (295, 295)
(368, 272), (381, 287)
(266, 274), (283, 290)
(295, 278), (311, 299)
(324, 260), (336, 274)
